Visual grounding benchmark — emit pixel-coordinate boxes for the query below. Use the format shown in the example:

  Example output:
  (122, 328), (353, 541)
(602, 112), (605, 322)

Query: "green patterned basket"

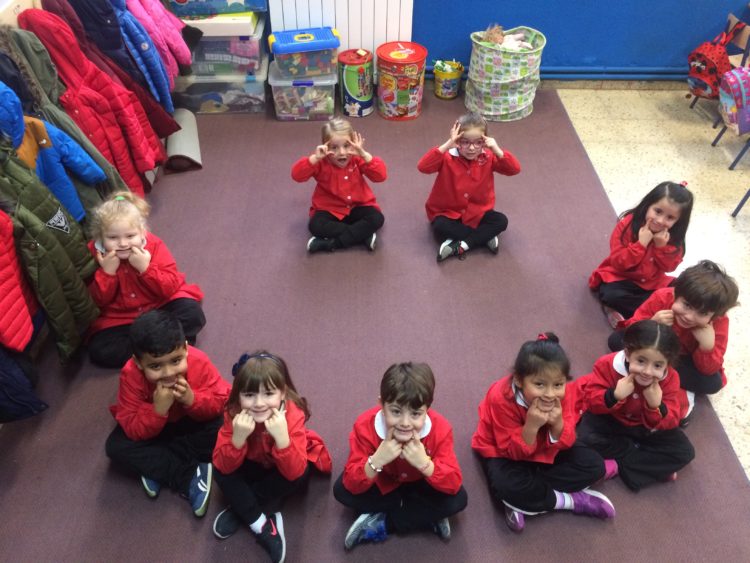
(464, 77), (539, 121)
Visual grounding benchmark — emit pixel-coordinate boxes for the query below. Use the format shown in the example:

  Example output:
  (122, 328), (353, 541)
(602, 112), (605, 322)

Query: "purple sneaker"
(504, 506), (525, 533)
(571, 489), (616, 519)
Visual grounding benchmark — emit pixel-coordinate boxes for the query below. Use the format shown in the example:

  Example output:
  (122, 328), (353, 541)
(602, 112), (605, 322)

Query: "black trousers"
(332, 473), (468, 534)
(577, 413), (694, 491)
(308, 206), (384, 248)
(596, 280), (654, 319)
(105, 415), (222, 494)
(88, 298), (206, 369)
(480, 444), (605, 513)
(431, 210), (508, 248)
(214, 460), (311, 524)
(608, 331), (723, 395)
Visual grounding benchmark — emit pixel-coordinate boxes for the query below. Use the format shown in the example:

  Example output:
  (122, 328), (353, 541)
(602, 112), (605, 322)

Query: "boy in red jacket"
(105, 310), (229, 517)
(333, 362), (467, 550)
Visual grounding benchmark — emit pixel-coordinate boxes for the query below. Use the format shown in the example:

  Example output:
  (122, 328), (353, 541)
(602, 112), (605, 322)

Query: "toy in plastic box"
(169, 0), (267, 17)
(173, 56), (268, 113)
(268, 27), (340, 78)
(192, 16), (265, 75)
(268, 60), (336, 121)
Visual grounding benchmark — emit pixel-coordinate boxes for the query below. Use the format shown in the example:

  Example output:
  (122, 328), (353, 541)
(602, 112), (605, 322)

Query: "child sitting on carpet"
(105, 310), (228, 517)
(607, 260), (739, 426)
(333, 362), (467, 551)
(588, 181), (693, 327)
(472, 332), (614, 533)
(417, 111), (521, 262)
(87, 191), (206, 369)
(578, 320), (695, 491)
(212, 351), (332, 563)
(291, 117), (388, 253)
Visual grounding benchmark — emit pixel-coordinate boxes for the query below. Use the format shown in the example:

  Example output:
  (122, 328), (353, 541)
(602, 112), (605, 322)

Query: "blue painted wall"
(412, 0), (750, 78)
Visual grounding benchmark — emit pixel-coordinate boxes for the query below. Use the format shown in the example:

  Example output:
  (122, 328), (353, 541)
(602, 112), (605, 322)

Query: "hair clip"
(679, 181), (688, 187)
(114, 195), (126, 201)
(231, 353), (252, 377)
(536, 333), (549, 341)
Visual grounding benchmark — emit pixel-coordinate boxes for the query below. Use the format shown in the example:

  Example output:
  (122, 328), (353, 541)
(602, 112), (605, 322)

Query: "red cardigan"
(582, 351), (687, 430)
(471, 375), (583, 463)
(623, 287), (729, 386)
(589, 214), (683, 291)
(341, 406), (462, 496)
(418, 146), (521, 228)
(291, 155), (387, 219)
(212, 400), (332, 480)
(109, 346), (230, 441)
(87, 232), (203, 333)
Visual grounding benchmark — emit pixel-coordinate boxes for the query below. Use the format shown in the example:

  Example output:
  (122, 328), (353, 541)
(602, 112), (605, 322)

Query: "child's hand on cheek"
(692, 323), (716, 351)
(614, 374), (635, 401)
(264, 405), (290, 449)
(311, 144), (331, 164)
(97, 250), (120, 275)
(652, 229), (670, 248)
(547, 398), (564, 439)
(371, 427), (403, 468)
(651, 309), (674, 325)
(401, 431), (429, 469)
(172, 376), (194, 407)
(153, 383), (175, 416)
(526, 399), (549, 429)
(128, 245), (151, 273)
(642, 379), (663, 409)
(638, 225), (655, 248)
(231, 410), (255, 448)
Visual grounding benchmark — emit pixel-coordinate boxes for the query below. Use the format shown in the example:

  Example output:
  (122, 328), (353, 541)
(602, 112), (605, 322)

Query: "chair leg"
(690, 96), (699, 109)
(729, 139), (750, 170)
(712, 126), (727, 146)
(712, 114), (723, 129)
(731, 188), (750, 217)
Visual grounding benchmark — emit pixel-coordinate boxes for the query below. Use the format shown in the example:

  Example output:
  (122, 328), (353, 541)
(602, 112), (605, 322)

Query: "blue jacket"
(0, 81), (106, 221)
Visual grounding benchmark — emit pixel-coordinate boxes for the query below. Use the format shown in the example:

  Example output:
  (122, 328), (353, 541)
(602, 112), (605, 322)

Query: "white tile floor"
(557, 87), (750, 477)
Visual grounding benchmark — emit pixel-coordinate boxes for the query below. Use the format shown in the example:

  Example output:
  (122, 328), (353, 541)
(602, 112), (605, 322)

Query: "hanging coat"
(0, 209), (36, 352)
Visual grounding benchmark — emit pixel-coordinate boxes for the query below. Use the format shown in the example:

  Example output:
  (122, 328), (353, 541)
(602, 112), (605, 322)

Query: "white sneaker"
(365, 233), (377, 251)
(487, 236), (499, 254)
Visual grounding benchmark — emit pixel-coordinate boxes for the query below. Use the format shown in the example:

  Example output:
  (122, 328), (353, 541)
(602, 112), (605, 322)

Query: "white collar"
(511, 380), (530, 409)
(374, 408), (432, 440)
(448, 147), (460, 157)
(613, 350), (629, 377)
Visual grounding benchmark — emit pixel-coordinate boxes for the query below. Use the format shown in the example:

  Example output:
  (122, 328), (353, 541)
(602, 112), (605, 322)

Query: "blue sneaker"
(187, 463), (212, 517)
(140, 475), (161, 499)
(344, 512), (387, 550)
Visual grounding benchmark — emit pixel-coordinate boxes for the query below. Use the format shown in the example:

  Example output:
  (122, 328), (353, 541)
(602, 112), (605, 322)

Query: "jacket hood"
(6, 27), (63, 104)
(0, 52), (35, 114)
(67, 0), (123, 51)
(0, 81), (24, 149)
(41, 0), (88, 44)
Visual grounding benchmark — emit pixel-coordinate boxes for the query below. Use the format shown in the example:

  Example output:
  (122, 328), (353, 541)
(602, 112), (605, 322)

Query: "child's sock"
(554, 491), (574, 510)
(604, 459), (619, 480)
(459, 241), (469, 251)
(249, 513), (267, 534)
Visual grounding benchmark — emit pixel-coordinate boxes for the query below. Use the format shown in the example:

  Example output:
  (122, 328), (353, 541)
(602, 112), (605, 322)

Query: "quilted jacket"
(0, 209), (36, 352)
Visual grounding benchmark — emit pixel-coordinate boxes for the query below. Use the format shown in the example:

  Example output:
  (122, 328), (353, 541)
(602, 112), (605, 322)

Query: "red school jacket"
(212, 400), (332, 481)
(418, 146), (521, 229)
(588, 214), (683, 291)
(291, 155), (387, 219)
(87, 232), (203, 333)
(471, 375), (583, 464)
(341, 406), (462, 496)
(622, 287), (729, 386)
(583, 351), (687, 430)
(109, 345), (230, 441)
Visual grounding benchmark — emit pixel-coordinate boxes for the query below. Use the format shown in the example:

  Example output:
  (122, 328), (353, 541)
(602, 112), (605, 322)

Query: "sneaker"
(504, 506), (525, 533)
(307, 236), (335, 253)
(344, 512), (387, 550)
(254, 512), (286, 563)
(679, 409), (694, 428)
(570, 488), (616, 519)
(364, 233), (377, 251)
(213, 507), (242, 540)
(187, 463), (212, 517)
(663, 472), (678, 482)
(437, 239), (466, 262)
(486, 236), (499, 254)
(603, 459), (619, 481)
(433, 517), (451, 541)
(602, 305), (625, 329)
(141, 475), (160, 499)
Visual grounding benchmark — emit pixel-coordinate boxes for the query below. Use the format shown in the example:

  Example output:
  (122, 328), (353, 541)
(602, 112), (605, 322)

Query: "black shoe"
(213, 507), (242, 540)
(679, 409), (695, 428)
(364, 232), (377, 252)
(255, 513), (286, 563)
(433, 517), (451, 541)
(307, 236), (335, 253)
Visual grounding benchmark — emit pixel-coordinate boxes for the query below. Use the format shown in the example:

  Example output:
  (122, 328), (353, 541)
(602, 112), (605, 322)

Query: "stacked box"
(192, 15), (265, 75)
(268, 60), (337, 121)
(268, 27), (339, 77)
(169, 0), (267, 17)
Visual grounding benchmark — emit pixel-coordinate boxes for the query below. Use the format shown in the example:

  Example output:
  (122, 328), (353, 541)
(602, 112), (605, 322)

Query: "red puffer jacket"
(18, 10), (165, 196)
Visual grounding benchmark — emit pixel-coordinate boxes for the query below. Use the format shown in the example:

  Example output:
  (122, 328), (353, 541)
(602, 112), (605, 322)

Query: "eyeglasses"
(457, 138), (485, 150)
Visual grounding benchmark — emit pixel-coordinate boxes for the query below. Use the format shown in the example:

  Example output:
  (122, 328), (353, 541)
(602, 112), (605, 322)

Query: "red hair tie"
(680, 181), (688, 187)
(537, 333), (548, 341)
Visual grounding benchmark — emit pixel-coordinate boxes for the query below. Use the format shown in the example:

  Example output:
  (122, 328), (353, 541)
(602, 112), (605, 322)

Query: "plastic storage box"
(192, 16), (265, 75)
(169, 0), (267, 17)
(268, 27), (340, 78)
(173, 56), (268, 113)
(268, 60), (336, 121)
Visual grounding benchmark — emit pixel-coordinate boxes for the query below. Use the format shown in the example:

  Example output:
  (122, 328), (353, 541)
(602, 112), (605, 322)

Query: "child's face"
(671, 296), (714, 329)
(135, 344), (188, 388)
(326, 133), (353, 168)
(515, 369), (566, 412)
(102, 218), (144, 260)
(644, 197), (682, 234)
(381, 400), (428, 443)
(625, 347), (668, 387)
(239, 383), (286, 423)
(457, 126), (485, 160)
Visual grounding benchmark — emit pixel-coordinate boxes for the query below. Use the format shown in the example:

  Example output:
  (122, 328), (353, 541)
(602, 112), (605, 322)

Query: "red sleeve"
(651, 244), (683, 273)
(583, 356), (623, 415)
(136, 239), (185, 300)
(693, 316), (729, 375)
(622, 290), (668, 327)
(491, 149), (521, 175)
(212, 411), (247, 474)
(341, 414), (380, 494)
(606, 218), (648, 272)
(417, 147), (444, 174)
(88, 267), (119, 306)
(359, 156), (387, 182)
(271, 406), (309, 481)
(424, 418), (463, 494)
(113, 361), (168, 441)
(644, 369), (683, 430)
(183, 348), (230, 420)
(291, 156), (321, 182)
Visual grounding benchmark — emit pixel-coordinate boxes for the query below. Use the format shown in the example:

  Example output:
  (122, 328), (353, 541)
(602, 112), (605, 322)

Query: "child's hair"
(380, 362), (435, 410)
(129, 310), (186, 359)
(622, 320), (680, 366)
(512, 332), (572, 381)
(673, 260), (740, 317)
(228, 351), (310, 420)
(620, 181), (693, 252)
(89, 191), (150, 242)
(321, 117), (354, 143)
(456, 112), (488, 135)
